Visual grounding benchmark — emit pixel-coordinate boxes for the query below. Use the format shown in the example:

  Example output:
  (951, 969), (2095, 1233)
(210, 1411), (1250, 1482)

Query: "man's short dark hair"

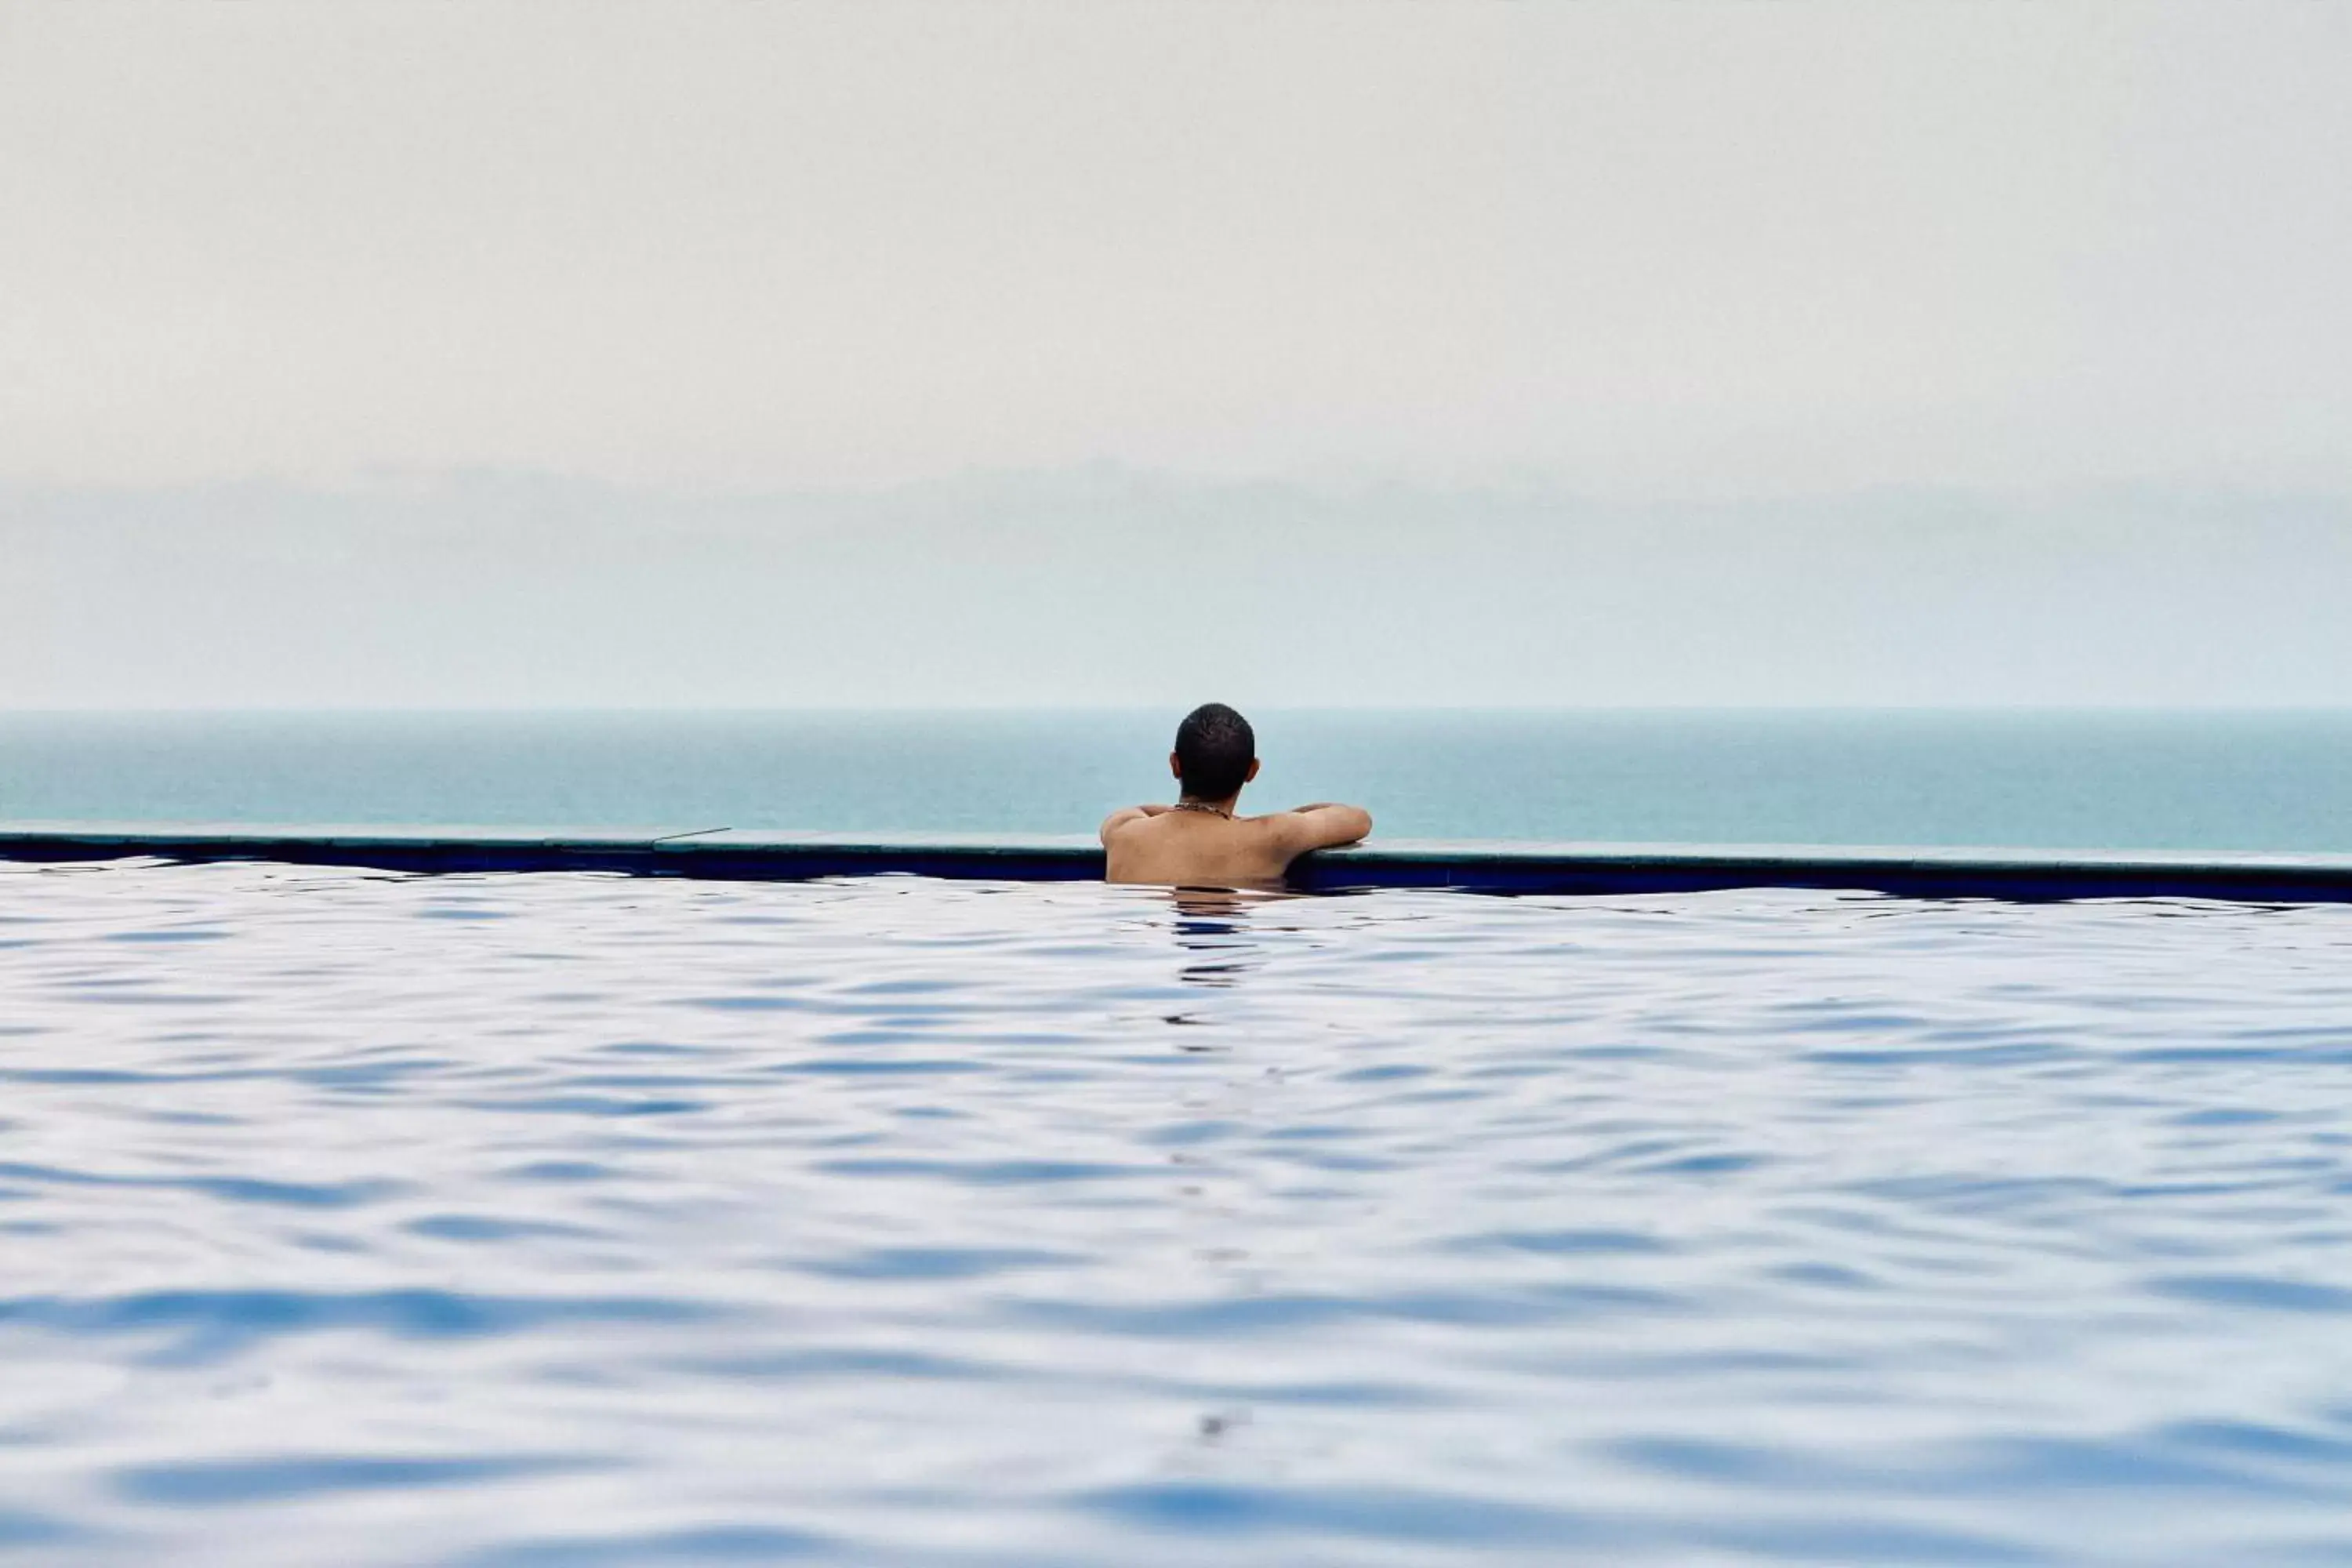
(1174, 702), (1255, 800)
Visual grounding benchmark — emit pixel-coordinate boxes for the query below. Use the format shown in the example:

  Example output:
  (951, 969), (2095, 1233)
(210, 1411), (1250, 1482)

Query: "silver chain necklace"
(1169, 800), (1232, 818)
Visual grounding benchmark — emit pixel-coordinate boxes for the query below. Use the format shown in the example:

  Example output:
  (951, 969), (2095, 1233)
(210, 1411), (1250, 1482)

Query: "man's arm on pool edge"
(1270, 803), (1373, 852)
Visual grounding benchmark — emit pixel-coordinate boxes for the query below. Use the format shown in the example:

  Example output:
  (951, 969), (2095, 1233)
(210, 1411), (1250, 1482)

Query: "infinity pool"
(4, 861), (2351, 1565)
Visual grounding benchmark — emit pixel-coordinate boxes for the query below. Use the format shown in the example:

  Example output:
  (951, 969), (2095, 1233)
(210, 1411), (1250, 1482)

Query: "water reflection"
(1167, 886), (1290, 991)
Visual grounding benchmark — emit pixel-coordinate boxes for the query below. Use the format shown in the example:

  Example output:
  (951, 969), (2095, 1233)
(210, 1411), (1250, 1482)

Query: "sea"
(5, 711), (2352, 1565)
(3, 709), (2351, 850)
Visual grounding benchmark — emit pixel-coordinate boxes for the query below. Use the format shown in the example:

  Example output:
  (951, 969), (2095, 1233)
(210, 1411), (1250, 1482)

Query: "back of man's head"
(1174, 703), (1255, 800)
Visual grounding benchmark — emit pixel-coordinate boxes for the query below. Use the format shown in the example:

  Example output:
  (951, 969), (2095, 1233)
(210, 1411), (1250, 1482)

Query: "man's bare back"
(1100, 704), (1371, 887)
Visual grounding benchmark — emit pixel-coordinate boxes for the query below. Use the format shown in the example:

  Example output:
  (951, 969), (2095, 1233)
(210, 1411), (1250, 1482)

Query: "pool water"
(4, 861), (2352, 1565)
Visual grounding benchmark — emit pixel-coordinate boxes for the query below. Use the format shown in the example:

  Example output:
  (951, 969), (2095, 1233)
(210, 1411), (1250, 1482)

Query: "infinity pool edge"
(7, 826), (2352, 902)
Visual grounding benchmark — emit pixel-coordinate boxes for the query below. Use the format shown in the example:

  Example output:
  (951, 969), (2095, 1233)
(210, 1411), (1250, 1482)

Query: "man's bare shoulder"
(1098, 804), (1167, 848)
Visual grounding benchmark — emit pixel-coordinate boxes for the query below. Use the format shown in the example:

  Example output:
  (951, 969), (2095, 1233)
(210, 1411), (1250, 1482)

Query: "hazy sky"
(4, 2), (2348, 706)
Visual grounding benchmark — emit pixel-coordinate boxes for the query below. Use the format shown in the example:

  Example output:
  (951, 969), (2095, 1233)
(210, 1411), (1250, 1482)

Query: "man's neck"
(1175, 793), (1241, 818)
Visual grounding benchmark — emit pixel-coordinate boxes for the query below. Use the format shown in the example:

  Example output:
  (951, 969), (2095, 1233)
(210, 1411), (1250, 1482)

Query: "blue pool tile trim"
(6, 825), (2352, 902)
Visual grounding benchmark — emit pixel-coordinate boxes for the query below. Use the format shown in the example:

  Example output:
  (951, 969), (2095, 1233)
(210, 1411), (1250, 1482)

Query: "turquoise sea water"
(5, 710), (2352, 851)
(5, 862), (2352, 1565)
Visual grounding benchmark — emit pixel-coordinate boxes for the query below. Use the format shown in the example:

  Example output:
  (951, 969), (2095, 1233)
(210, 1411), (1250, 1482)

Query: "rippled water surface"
(5, 862), (2352, 1566)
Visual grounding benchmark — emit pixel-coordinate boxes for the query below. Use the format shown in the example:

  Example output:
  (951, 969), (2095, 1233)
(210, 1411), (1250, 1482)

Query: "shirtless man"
(1100, 703), (1373, 887)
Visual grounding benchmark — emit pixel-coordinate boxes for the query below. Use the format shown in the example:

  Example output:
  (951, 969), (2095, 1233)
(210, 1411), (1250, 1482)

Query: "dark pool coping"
(5, 823), (2352, 902)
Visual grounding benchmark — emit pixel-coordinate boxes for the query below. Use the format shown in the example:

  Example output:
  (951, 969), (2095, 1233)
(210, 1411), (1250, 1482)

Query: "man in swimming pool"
(1100, 703), (1373, 887)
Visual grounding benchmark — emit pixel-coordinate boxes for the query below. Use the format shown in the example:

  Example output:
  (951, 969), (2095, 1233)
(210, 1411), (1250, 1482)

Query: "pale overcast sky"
(4, 2), (2348, 706)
